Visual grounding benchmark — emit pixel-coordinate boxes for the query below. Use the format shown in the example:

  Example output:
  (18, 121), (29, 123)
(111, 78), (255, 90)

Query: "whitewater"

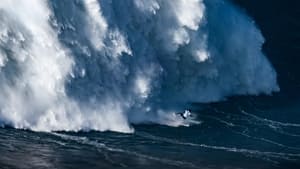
(0, 0), (279, 132)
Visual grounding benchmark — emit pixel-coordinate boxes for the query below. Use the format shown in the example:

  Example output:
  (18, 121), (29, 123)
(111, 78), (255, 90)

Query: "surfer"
(178, 109), (192, 120)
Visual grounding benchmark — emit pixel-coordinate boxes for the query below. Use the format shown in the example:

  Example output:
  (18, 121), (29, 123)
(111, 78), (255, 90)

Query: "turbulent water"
(0, 0), (299, 169)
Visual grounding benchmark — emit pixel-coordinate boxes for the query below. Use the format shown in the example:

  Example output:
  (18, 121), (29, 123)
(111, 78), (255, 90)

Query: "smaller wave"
(51, 132), (198, 168)
(136, 132), (300, 161)
(240, 109), (300, 128)
(232, 130), (300, 151)
(199, 114), (300, 150)
(239, 109), (300, 137)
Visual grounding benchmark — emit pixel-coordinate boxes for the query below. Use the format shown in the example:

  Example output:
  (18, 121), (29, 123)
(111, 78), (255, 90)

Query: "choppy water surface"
(1, 96), (300, 169)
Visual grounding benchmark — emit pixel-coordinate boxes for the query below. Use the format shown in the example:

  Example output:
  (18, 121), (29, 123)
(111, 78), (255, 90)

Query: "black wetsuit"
(179, 113), (187, 119)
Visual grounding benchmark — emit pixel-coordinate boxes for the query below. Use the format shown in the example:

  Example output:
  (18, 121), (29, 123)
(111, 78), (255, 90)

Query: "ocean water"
(0, 0), (299, 168)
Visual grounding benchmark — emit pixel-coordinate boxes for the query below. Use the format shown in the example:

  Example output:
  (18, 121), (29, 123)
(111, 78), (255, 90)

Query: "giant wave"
(0, 0), (279, 132)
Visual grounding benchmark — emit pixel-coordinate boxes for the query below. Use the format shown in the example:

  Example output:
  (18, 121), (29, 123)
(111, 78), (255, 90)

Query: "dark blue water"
(1, 95), (300, 169)
(1, 0), (300, 169)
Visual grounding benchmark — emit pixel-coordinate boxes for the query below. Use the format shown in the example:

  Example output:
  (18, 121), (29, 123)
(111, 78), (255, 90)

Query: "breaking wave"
(0, 0), (278, 132)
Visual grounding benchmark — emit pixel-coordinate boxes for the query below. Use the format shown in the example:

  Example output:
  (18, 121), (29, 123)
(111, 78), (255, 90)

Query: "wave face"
(0, 0), (279, 132)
